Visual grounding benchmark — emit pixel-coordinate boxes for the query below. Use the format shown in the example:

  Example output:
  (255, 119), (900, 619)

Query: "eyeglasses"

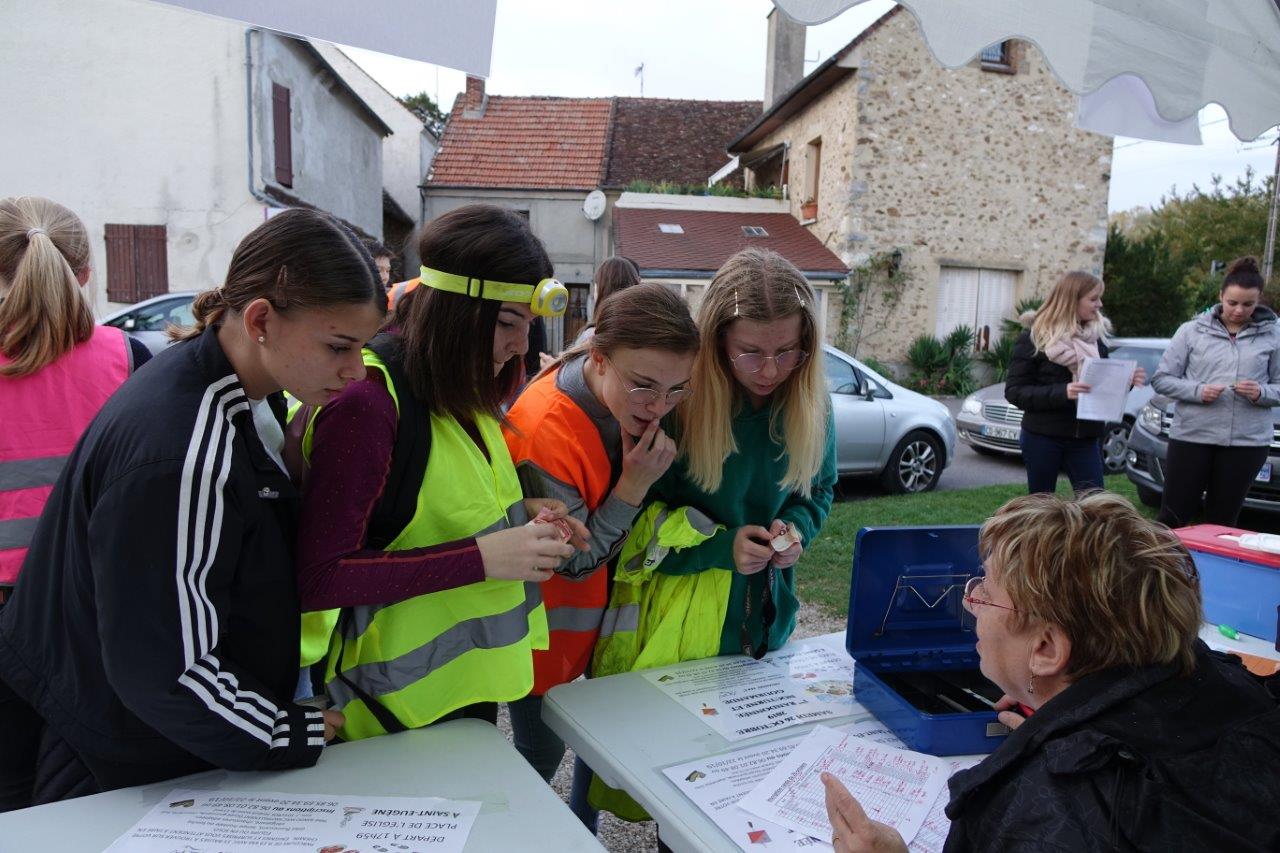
(729, 350), (809, 374)
(962, 576), (1020, 615)
(605, 359), (692, 406)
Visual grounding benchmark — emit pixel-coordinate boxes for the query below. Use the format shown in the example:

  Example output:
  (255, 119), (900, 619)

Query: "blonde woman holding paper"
(1004, 272), (1143, 494)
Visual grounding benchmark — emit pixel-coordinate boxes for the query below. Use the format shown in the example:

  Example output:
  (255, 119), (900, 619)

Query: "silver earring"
(1027, 674), (1036, 695)
(257, 336), (265, 344)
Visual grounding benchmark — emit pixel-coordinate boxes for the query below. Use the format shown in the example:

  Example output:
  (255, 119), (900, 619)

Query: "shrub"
(905, 327), (976, 395)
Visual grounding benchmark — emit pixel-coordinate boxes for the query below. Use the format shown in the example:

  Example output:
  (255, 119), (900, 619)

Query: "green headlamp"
(419, 265), (568, 318)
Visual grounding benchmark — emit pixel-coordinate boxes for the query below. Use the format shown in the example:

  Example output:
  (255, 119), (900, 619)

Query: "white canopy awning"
(772, 0), (1280, 143)
(149, 0), (497, 77)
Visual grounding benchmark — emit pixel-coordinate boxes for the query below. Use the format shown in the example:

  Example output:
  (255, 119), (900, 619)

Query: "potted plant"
(800, 199), (818, 220)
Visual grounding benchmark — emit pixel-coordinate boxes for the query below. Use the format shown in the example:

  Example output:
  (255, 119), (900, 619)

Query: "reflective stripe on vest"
(316, 349), (547, 740)
(0, 326), (130, 584)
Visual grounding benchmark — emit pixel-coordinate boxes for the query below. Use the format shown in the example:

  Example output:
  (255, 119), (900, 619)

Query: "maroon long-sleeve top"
(295, 372), (485, 611)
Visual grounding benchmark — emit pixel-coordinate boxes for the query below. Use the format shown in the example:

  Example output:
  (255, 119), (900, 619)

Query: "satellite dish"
(582, 189), (606, 221)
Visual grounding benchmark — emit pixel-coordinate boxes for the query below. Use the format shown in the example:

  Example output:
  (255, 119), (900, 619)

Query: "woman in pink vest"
(0, 197), (147, 605)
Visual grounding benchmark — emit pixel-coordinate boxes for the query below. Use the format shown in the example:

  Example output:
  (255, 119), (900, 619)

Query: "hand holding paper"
(1075, 358), (1137, 422)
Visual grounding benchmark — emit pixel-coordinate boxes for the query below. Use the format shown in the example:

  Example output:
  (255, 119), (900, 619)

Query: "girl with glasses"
(655, 246), (836, 660)
(502, 283), (697, 803)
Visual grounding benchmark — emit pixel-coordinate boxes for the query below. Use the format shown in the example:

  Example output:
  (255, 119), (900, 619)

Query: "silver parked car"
(101, 291), (199, 355)
(954, 337), (1169, 474)
(824, 344), (958, 493)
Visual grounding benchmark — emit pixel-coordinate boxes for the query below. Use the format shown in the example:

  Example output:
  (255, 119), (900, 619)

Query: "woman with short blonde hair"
(822, 491), (1280, 852)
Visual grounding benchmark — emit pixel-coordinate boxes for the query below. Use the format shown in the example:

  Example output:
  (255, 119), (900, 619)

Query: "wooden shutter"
(104, 224), (137, 303)
(104, 224), (168, 304)
(134, 225), (169, 300)
(272, 83), (293, 187)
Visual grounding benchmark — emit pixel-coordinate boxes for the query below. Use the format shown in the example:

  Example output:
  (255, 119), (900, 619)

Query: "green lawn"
(797, 475), (1153, 619)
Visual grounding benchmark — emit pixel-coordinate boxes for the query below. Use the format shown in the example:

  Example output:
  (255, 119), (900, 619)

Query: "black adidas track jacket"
(0, 326), (324, 796)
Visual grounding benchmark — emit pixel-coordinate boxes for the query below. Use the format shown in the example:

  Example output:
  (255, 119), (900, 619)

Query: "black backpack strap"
(364, 333), (432, 549)
(321, 333), (433, 733)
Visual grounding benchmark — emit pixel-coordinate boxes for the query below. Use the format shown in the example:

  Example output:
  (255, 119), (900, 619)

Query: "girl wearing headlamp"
(293, 205), (587, 740)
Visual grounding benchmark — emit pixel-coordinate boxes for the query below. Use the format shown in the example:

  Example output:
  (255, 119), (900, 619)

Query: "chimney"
(764, 8), (806, 110)
(463, 75), (487, 118)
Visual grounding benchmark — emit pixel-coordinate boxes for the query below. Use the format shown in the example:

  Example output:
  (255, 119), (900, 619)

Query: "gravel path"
(495, 599), (846, 852)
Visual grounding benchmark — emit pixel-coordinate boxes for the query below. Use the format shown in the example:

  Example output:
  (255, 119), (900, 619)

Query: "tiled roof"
(604, 98), (762, 187)
(614, 208), (849, 277)
(427, 96), (614, 190)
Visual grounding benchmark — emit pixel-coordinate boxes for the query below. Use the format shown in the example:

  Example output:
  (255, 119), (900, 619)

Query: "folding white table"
(0, 717), (604, 851)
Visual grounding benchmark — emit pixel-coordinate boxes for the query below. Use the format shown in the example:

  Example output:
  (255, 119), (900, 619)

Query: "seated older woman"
(823, 491), (1280, 853)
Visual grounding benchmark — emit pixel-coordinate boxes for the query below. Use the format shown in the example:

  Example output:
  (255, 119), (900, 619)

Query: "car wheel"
(880, 430), (943, 494)
(1102, 422), (1131, 475)
(1136, 484), (1162, 508)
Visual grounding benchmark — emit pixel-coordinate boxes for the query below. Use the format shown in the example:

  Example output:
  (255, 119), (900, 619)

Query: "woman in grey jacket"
(1152, 257), (1280, 527)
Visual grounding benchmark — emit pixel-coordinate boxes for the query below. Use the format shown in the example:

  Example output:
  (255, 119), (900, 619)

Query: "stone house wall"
(746, 10), (1113, 365)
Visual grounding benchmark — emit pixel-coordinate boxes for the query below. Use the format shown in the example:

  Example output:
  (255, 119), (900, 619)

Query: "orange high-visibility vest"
(504, 366), (616, 694)
(1, 326), (131, 584)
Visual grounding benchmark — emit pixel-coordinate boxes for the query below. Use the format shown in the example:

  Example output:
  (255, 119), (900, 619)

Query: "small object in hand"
(530, 506), (573, 542)
(770, 523), (802, 552)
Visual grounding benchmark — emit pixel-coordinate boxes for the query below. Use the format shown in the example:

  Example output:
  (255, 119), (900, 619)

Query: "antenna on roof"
(634, 62), (645, 98)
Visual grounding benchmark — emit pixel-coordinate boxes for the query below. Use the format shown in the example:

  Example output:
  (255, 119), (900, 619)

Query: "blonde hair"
(979, 491), (1202, 678)
(1030, 271), (1112, 354)
(0, 197), (94, 377)
(681, 248), (827, 496)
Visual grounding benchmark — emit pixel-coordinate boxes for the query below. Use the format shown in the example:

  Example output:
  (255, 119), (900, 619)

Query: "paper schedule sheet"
(1076, 357), (1136, 422)
(739, 726), (951, 846)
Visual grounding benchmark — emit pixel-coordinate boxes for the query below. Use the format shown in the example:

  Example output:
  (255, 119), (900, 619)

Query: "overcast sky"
(340, 0), (1278, 214)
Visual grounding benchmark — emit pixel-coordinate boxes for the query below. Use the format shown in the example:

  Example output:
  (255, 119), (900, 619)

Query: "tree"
(398, 91), (448, 136)
(1102, 225), (1190, 337)
(1103, 168), (1279, 333)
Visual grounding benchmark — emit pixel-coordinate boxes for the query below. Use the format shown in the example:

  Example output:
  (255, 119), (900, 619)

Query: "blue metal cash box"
(845, 525), (1009, 756)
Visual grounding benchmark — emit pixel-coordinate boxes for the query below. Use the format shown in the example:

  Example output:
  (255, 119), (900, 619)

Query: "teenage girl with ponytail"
(0, 197), (149, 603)
(1153, 256), (1280, 526)
(0, 208), (385, 810)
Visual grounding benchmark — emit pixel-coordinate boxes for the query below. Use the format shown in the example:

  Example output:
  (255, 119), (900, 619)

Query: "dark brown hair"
(1223, 256), (1265, 292)
(0, 196), (93, 377)
(170, 208), (384, 341)
(400, 204), (552, 420)
(590, 256), (641, 324)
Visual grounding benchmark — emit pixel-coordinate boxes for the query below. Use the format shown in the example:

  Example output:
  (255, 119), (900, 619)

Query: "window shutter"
(935, 266), (981, 338)
(975, 269), (1017, 350)
(273, 83), (293, 187)
(104, 224), (169, 304)
(134, 225), (170, 300)
(104, 224), (138, 303)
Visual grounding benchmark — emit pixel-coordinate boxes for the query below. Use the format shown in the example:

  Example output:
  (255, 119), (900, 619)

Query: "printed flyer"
(641, 638), (855, 740)
(105, 789), (480, 853)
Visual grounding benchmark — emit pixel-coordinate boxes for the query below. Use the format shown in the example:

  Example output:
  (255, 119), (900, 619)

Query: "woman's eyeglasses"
(728, 350), (809, 374)
(962, 575), (1020, 615)
(605, 359), (692, 406)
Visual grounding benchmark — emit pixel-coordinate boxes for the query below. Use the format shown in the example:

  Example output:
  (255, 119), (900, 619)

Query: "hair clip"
(733, 287), (740, 317)
(793, 284), (806, 308)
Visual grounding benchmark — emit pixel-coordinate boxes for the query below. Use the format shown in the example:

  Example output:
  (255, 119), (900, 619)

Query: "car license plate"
(981, 424), (1020, 441)
(1257, 463), (1272, 483)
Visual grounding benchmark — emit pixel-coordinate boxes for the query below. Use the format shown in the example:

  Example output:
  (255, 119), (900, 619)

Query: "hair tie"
(25, 228), (46, 240)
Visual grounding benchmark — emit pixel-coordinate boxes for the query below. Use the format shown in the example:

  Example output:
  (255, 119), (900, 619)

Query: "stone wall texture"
(749, 9), (1113, 364)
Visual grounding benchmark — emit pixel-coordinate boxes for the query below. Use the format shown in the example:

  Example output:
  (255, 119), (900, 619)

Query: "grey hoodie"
(1152, 304), (1280, 446)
